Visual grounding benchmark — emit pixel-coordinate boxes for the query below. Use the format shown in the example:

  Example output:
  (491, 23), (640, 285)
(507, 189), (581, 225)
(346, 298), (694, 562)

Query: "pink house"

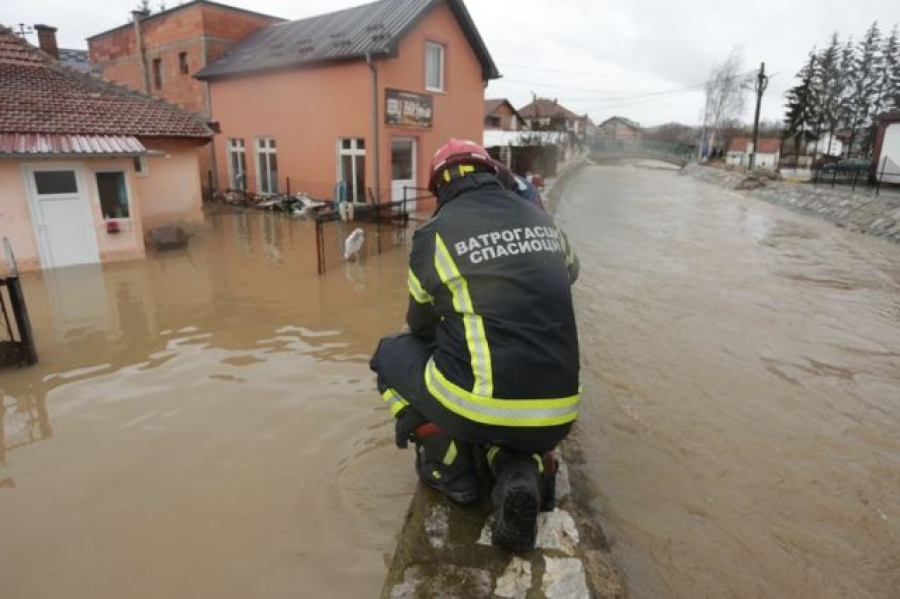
(0, 25), (213, 272)
(195, 0), (498, 213)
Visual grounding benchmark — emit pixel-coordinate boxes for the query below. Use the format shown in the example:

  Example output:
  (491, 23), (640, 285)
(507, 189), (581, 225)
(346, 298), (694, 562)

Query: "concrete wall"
(208, 2), (485, 208)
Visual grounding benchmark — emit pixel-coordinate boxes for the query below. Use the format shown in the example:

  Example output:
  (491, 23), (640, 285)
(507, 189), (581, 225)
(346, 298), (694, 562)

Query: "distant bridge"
(589, 142), (696, 168)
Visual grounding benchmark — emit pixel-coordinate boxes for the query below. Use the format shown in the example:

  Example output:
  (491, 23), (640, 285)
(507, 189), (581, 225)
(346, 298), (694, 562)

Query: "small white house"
(807, 133), (844, 157)
(726, 137), (781, 169)
(873, 113), (900, 183)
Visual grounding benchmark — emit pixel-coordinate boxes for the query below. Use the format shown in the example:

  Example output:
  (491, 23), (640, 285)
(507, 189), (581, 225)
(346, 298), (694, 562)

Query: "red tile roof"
(729, 137), (780, 154)
(518, 98), (583, 121)
(0, 26), (212, 140)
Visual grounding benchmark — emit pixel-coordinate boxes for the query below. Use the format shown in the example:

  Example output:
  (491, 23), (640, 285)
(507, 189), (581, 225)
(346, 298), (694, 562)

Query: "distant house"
(195, 0), (498, 211)
(872, 112), (900, 183)
(806, 132), (844, 158)
(0, 26), (213, 271)
(597, 116), (641, 144)
(87, 1), (284, 187)
(518, 98), (589, 137)
(484, 99), (525, 131)
(726, 137), (781, 169)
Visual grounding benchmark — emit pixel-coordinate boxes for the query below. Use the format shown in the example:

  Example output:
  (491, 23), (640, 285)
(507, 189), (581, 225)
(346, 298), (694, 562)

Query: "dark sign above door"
(385, 89), (433, 128)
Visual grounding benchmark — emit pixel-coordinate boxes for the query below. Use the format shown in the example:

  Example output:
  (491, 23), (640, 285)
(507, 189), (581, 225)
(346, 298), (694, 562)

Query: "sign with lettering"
(385, 89), (433, 128)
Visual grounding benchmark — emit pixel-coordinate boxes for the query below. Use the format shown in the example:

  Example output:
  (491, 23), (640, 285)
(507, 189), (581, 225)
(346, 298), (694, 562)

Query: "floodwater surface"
(559, 164), (900, 598)
(1, 210), (413, 598)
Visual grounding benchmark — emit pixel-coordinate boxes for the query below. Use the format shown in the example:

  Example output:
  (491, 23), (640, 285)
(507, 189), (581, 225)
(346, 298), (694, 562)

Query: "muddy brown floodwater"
(559, 163), (900, 598)
(1, 209), (415, 598)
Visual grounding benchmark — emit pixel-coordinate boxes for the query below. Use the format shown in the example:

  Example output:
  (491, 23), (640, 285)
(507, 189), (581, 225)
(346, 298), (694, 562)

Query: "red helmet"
(428, 138), (496, 194)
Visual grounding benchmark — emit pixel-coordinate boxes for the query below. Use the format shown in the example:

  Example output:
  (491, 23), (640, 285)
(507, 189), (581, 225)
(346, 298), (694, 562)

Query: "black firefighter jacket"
(406, 173), (580, 447)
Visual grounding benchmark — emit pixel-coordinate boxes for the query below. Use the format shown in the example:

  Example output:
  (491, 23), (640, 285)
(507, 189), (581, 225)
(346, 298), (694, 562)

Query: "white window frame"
(91, 168), (134, 221)
(337, 138), (366, 203)
(227, 138), (246, 191)
(255, 137), (278, 195)
(425, 41), (445, 92)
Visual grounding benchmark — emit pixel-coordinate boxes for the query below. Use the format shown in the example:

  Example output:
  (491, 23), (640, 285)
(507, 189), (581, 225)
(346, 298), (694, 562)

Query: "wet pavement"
(1, 209), (414, 598)
(558, 163), (900, 598)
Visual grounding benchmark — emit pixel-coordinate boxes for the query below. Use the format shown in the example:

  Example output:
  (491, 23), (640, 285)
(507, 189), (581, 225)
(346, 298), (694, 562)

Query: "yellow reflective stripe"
(434, 234), (493, 397)
(381, 388), (409, 416)
(533, 454), (545, 473)
(558, 227), (575, 266)
(487, 446), (501, 467)
(442, 440), (458, 466)
(425, 359), (579, 427)
(408, 268), (433, 304)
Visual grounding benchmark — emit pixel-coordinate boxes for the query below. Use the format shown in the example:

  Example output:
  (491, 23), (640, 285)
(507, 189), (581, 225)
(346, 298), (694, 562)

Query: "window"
(133, 156), (148, 177)
(179, 52), (188, 75)
(95, 172), (130, 219)
(227, 138), (247, 190)
(255, 137), (278, 194)
(152, 58), (162, 89)
(425, 42), (444, 92)
(34, 171), (77, 195)
(337, 138), (366, 203)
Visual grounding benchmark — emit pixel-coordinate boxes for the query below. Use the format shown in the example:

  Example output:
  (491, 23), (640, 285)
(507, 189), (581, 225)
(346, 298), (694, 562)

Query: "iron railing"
(0, 238), (37, 368)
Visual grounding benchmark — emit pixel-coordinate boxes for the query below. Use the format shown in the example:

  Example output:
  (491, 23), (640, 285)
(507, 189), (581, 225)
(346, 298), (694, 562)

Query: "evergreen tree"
(813, 34), (844, 157)
(783, 50), (817, 162)
(845, 23), (882, 157)
(881, 26), (900, 111)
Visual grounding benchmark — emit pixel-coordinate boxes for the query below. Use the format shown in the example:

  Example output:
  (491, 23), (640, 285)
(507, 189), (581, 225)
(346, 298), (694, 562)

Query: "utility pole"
(749, 62), (769, 171)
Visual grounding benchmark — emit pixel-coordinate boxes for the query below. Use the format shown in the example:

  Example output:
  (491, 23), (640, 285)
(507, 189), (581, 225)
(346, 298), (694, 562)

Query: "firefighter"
(370, 139), (580, 552)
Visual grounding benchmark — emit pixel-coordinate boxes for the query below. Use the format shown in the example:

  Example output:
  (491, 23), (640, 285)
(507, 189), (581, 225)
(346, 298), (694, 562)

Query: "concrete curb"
(381, 434), (626, 598)
(546, 159), (591, 216)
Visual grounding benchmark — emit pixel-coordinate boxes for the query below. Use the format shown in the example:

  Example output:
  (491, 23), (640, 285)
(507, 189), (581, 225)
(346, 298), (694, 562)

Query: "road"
(558, 162), (900, 598)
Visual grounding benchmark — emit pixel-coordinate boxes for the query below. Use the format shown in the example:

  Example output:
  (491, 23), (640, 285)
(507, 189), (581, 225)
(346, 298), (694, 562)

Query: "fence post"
(876, 157), (887, 197)
(852, 169), (858, 191)
(831, 168), (837, 188)
(315, 218), (324, 275)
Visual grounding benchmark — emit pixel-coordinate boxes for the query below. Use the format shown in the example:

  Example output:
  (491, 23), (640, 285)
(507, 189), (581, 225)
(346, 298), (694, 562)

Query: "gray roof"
(58, 48), (98, 75)
(195, 0), (499, 81)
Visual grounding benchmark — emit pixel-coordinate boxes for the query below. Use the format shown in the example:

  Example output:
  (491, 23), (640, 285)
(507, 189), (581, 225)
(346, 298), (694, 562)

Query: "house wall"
(208, 1), (485, 208)
(88, 4), (279, 187)
(485, 104), (520, 131)
(874, 122), (900, 182)
(136, 141), (206, 230)
(0, 157), (146, 272)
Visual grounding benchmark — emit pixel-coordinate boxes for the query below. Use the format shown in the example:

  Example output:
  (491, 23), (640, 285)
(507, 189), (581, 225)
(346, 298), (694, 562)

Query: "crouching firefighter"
(370, 139), (580, 552)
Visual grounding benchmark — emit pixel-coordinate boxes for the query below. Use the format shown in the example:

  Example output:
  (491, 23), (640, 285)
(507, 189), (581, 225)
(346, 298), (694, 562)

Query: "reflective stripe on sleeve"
(425, 358), (579, 427)
(381, 388), (409, 416)
(434, 234), (493, 397)
(442, 440), (458, 466)
(408, 268), (434, 304)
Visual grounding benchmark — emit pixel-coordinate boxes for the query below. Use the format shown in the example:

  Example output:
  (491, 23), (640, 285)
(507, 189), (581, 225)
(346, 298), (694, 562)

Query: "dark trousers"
(370, 333), (570, 453)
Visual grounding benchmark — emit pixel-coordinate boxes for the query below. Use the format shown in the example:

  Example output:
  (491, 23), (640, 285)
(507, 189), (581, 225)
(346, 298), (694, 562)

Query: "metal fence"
(1, 238), (37, 369)
(812, 156), (900, 195)
(314, 200), (409, 274)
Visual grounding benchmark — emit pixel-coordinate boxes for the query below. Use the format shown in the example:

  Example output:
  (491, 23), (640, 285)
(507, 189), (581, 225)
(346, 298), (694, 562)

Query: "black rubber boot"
(414, 428), (479, 505)
(539, 451), (558, 512)
(489, 450), (541, 552)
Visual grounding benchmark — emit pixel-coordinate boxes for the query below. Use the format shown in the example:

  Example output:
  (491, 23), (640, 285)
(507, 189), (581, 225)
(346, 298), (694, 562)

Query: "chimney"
(33, 24), (59, 60)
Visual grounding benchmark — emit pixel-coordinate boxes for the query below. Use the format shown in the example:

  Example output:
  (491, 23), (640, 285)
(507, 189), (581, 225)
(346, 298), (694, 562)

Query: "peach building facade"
(196, 0), (498, 213)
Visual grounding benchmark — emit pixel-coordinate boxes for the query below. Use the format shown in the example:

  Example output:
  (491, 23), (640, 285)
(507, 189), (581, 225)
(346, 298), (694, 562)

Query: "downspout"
(200, 33), (219, 190)
(132, 10), (151, 94)
(365, 51), (381, 204)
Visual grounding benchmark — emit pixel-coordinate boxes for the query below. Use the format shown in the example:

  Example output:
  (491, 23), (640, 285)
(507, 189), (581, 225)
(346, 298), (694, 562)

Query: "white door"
(391, 138), (416, 212)
(25, 166), (99, 269)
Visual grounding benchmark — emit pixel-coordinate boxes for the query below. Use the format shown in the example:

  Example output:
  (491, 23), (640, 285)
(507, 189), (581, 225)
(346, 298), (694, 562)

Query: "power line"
(498, 61), (704, 84)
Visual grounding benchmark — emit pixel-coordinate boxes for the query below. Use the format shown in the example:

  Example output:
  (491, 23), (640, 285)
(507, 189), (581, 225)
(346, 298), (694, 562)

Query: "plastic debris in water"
(344, 228), (365, 260)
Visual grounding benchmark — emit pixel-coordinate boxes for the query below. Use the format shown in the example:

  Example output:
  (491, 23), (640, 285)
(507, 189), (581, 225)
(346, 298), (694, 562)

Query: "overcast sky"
(4, 0), (899, 126)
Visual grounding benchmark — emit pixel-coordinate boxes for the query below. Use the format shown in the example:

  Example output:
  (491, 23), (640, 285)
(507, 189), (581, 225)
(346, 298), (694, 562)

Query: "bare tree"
(699, 48), (751, 161)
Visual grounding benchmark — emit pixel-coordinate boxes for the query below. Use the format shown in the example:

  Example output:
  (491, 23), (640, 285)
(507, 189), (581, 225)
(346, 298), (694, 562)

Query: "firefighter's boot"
(488, 448), (542, 552)
(413, 424), (479, 505)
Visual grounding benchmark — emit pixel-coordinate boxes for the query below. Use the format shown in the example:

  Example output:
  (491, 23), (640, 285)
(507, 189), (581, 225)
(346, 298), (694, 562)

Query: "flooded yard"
(1, 209), (413, 598)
